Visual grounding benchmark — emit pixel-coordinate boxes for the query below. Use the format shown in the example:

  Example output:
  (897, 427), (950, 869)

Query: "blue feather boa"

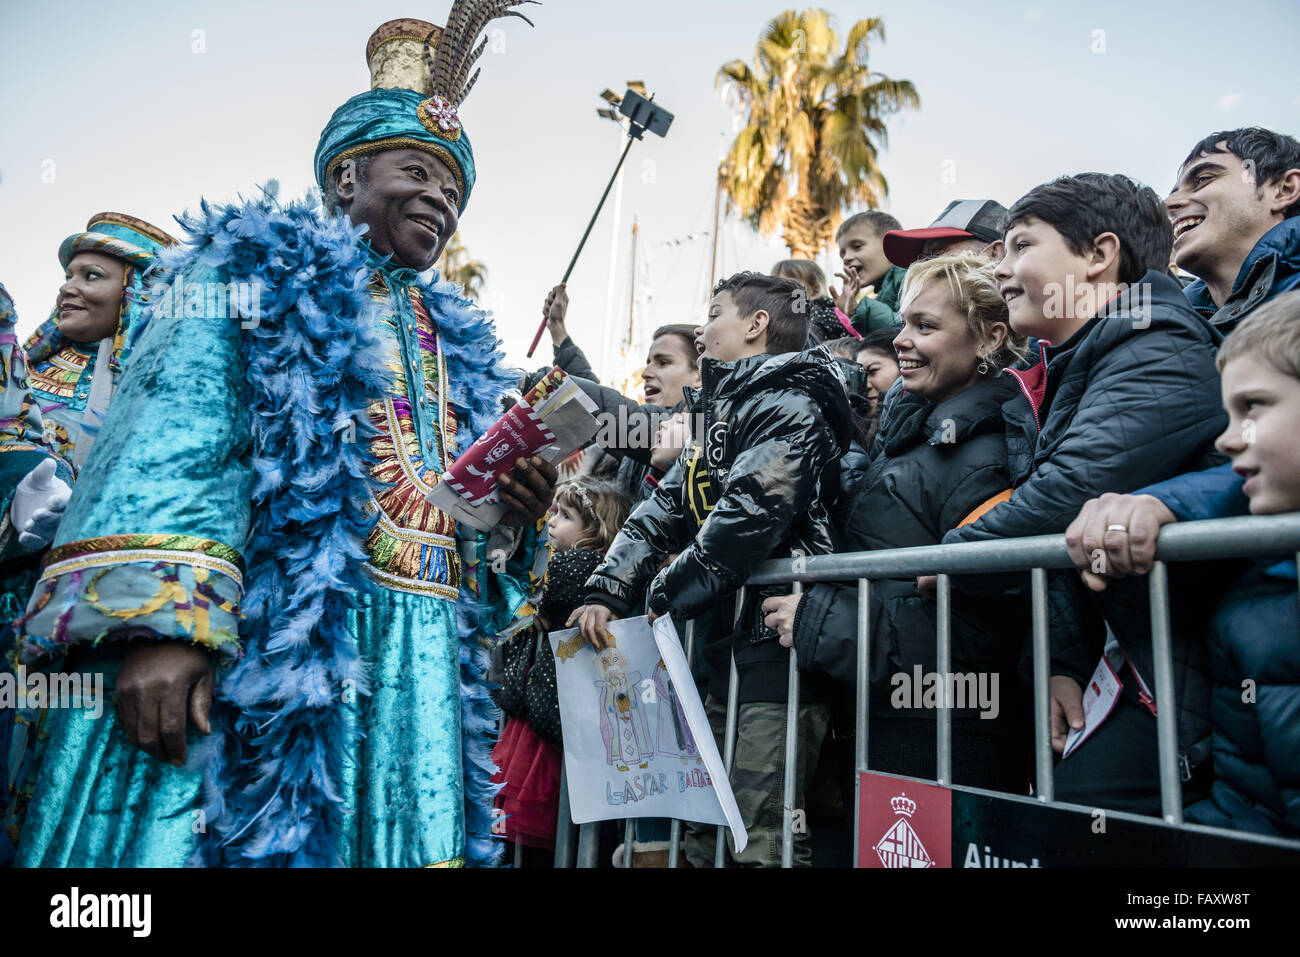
(154, 183), (515, 867)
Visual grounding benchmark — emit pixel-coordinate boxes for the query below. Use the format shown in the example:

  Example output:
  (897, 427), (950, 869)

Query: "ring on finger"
(1105, 524), (1128, 534)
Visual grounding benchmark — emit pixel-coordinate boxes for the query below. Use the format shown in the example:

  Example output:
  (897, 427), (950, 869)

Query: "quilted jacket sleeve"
(944, 321), (1225, 545)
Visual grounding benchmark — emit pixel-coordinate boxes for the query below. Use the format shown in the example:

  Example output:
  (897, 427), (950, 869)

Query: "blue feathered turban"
(314, 88), (476, 213)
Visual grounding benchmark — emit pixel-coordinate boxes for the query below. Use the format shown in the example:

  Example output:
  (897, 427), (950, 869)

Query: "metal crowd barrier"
(553, 512), (1300, 868)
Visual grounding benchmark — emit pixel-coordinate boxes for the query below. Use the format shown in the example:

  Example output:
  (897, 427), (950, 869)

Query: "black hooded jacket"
(793, 375), (1029, 698)
(584, 347), (853, 703)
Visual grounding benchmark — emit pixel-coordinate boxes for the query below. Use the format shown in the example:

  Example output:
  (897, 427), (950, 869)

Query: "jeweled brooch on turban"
(419, 94), (463, 141)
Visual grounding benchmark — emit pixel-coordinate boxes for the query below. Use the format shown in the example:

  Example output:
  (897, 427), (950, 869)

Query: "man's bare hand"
(543, 283), (570, 346)
(115, 640), (214, 766)
(761, 593), (802, 648)
(498, 455), (558, 527)
(831, 266), (861, 316)
(1064, 493), (1176, 592)
(566, 603), (618, 650)
(1050, 675), (1085, 756)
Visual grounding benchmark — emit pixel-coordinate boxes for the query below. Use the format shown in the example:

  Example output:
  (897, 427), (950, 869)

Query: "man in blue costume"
(14, 6), (552, 868)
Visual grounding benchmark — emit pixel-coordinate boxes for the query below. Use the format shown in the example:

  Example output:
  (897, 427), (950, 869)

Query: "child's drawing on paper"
(596, 645), (654, 771)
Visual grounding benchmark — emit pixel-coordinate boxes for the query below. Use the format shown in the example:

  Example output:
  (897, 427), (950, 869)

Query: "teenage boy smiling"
(940, 173), (1226, 815)
(1166, 127), (1300, 329)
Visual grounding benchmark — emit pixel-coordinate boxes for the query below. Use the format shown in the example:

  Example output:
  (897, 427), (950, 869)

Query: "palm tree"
(436, 233), (488, 299)
(717, 10), (919, 258)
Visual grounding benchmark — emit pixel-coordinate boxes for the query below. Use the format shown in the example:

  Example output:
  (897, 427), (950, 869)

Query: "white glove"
(10, 458), (71, 550)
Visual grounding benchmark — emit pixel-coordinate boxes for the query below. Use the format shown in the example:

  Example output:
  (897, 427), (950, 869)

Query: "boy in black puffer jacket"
(569, 272), (853, 867)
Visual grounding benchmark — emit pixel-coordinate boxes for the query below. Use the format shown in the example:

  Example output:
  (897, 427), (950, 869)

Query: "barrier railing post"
(853, 578), (870, 867)
(715, 588), (744, 868)
(553, 764), (576, 867)
(1030, 568), (1053, 801)
(621, 818), (634, 868)
(935, 573), (952, 787)
(1148, 560), (1183, 824)
(576, 822), (600, 868)
(781, 575), (803, 868)
(667, 619), (696, 868)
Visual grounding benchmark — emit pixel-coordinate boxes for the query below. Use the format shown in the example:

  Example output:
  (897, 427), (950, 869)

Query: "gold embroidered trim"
(376, 508), (456, 548)
(383, 398), (437, 496)
(363, 563), (460, 600)
(47, 534), (244, 572)
(41, 549), (244, 588)
(49, 353), (89, 373)
(324, 137), (465, 198)
(29, 347), (90, 400)
(81, 565), (240, 645)
(360, 292), (462, 588)
(423, 857), (465, 868)
(83, 211), (179, 248)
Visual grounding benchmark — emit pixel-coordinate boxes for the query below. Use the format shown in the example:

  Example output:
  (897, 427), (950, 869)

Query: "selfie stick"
(526, 89), (673, 358)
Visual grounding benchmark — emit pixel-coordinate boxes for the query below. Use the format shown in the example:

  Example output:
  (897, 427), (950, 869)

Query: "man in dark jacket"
(569, 271), (852, 866)
(1169, 128), (1300, 333)
(941, 173), (1227, 814)
(528, 288), (702, 505)
(1070, 129), (1300, 549)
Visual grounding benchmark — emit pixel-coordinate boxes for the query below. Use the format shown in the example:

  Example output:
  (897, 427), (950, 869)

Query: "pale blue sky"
(1, 0), (1297, 383)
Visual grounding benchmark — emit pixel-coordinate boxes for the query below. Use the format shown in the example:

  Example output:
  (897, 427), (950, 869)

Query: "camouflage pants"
(683, 695), (830, 868)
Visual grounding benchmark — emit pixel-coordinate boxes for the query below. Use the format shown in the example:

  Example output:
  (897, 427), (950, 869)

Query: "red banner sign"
(857, 772), (952, 868)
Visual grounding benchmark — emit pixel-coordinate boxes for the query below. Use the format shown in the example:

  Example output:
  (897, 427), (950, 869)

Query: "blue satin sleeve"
(19, 261), (253, 663)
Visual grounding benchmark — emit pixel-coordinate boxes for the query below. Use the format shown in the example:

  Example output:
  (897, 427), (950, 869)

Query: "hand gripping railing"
(567, 513), (1300, 867)
(744, 512), (1300, 856)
